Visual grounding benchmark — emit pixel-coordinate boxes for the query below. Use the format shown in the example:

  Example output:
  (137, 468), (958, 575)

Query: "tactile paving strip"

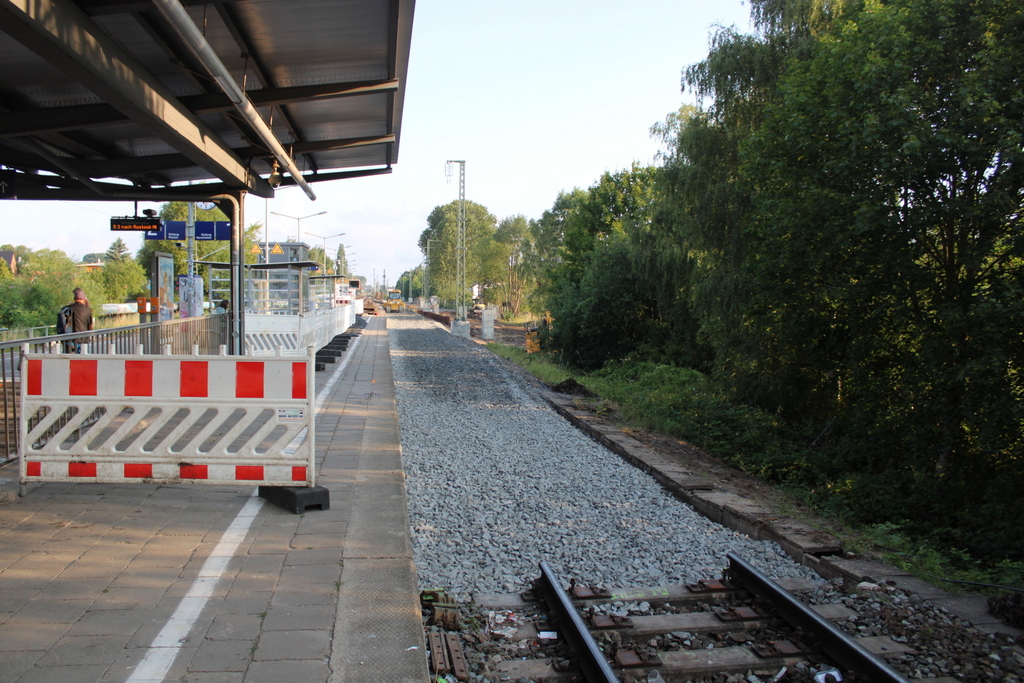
(331, 558), (426, 682)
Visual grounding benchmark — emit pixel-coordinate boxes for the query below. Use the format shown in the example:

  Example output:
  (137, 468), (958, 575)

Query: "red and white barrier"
(19, 349), (315, 488)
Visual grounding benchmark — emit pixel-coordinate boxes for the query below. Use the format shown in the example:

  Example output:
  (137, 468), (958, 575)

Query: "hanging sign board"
(111, 216), (161, 231)
(193, 221), (232, 240)
(163, 222), (186, 240)
(144, 221), (231, 241)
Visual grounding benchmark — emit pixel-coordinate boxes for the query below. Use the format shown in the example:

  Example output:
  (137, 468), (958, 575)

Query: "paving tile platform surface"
(0, 315), (428, 683)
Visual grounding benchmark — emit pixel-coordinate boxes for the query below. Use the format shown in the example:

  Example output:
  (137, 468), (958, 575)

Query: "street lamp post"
(306, 231), (345, 273)
(341, 251), (356, 276)
(271, 211), (326, 249)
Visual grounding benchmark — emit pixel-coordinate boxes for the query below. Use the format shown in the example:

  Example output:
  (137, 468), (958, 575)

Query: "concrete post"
(481, 308), (495, 341)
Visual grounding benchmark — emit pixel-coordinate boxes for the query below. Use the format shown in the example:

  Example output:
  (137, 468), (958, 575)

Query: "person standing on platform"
(69, 286), (93, 352)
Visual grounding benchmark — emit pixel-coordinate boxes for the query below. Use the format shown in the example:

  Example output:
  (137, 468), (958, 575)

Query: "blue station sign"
(144, 221), (231, 241)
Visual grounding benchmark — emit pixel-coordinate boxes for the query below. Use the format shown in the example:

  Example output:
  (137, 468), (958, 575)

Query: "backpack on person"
(56, 304), (73, 334)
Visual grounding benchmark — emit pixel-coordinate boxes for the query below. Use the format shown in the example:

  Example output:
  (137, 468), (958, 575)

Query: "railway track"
(425, 553), (920, 683)
(394, 315), (1022, 683)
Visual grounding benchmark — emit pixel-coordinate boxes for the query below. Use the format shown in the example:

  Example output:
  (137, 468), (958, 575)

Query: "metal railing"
(0, 325), (54, 342)
(1, 314), (228, 462)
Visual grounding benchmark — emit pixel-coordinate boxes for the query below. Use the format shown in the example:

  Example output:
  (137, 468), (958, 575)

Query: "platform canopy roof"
(0, 0), (415, 202)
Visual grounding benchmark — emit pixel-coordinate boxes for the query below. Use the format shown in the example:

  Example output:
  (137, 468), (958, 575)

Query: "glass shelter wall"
(203, 263), (344, 315)
(248, 268), (311, 314)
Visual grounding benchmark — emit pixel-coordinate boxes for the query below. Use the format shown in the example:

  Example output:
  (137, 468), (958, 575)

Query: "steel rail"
(726, 552), (911, 683)
(537, 562), (620, 683)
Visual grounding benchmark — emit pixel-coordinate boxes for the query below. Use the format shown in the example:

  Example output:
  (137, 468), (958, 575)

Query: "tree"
(308, 246), (326, 272)
(524, 189), (585, 314)
(646, 0), (855, 386)
(105, 238), (131, 263)
(0, 247), (80, 328)
(418, 201), (497, 305)
(95, 258), (147, 303)
(0, 282), (40, 328)
(81, 252), (105, 264)
(395, 266), (424, 300)
(742, 0), (1024, 556)
(335, 244), (352, 276)
(542, 166), (660, 369)
(489, 215), (534, 318)
(549, 233), (655, 369)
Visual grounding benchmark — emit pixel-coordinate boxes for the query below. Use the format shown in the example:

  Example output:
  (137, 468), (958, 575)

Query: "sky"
(2, 0), (753, 290)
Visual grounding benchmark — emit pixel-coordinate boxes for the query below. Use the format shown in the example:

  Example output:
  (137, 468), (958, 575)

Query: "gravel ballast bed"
(388, 315), (820, 599)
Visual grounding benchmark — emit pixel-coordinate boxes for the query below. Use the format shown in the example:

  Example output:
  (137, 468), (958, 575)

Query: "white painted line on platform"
(125, 331), (364, 681)
(125, 491), (263, 683)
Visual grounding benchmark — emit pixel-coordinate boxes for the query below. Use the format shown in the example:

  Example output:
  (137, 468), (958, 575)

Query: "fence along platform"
(19, 347), (315, 490)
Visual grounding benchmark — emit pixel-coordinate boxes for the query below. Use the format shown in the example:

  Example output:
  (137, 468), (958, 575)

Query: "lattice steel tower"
(446, 160), (467, 320)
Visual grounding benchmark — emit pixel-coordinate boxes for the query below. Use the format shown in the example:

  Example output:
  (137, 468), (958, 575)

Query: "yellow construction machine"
(385, 289), (404, 312)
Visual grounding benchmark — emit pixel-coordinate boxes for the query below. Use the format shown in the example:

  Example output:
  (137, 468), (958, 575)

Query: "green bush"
(582, 360), (810, 482)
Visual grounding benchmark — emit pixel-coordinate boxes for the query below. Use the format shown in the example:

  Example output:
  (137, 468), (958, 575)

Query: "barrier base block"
(259, 485), (330, 514)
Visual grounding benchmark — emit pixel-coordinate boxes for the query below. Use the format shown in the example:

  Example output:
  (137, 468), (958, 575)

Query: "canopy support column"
(213, 192), (245, 355)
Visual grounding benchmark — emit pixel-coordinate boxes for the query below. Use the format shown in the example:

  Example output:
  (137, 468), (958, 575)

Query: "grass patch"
(489, 352), (800, 480)
(854, 523), (1024, 596)
(486, 344), (572, 387)
(583, 360), (802, 481)
(500, 313), (535, 325)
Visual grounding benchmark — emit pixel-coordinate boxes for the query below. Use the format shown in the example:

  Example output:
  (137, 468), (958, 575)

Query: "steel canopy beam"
(66, 135), (396, 177)
(0, 0), (270, 197)
(0, 79), (399, 139)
